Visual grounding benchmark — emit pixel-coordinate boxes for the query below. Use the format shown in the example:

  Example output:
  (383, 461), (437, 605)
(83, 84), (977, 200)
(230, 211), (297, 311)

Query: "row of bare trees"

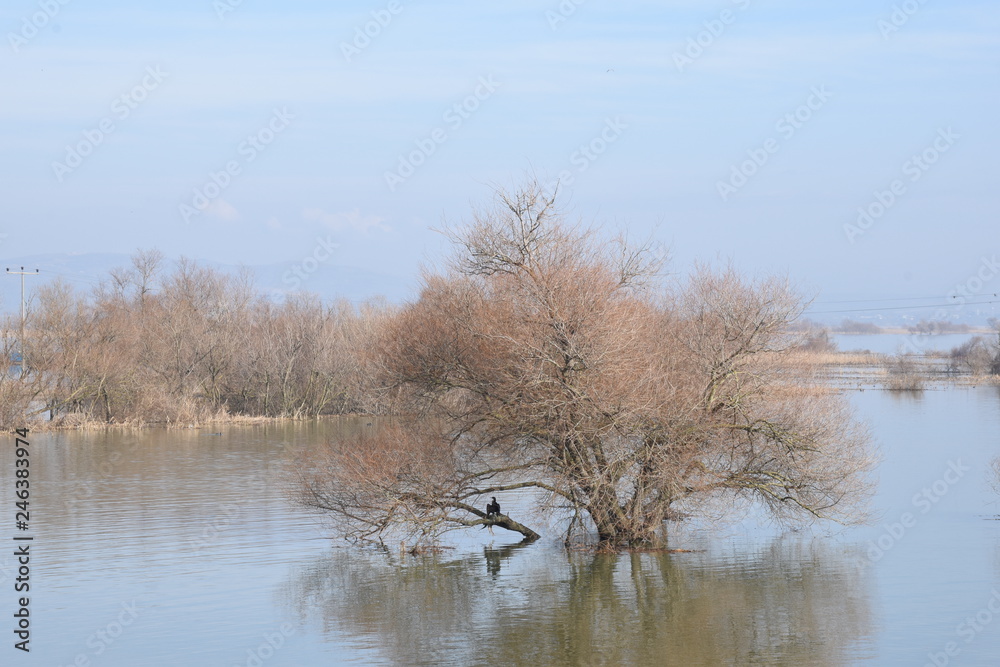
(1, 250), (393, 426)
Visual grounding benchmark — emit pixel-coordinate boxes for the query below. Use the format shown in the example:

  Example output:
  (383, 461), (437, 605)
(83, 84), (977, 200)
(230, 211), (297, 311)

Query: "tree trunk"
(483, 514), (540, 541)
(590, 502), (664, 550)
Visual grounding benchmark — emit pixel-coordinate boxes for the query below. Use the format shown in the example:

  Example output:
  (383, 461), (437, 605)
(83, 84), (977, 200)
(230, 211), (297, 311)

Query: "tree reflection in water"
(283, 538), (874, 666)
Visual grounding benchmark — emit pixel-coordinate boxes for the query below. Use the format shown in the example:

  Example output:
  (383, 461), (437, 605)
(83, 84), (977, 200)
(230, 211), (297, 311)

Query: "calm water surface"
(832, 332), (978, 355)
(3, 388), (1000, 665)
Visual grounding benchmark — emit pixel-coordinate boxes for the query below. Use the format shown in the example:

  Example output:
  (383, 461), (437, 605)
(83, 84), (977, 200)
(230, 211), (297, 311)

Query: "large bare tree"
(300, 183), (876, 549)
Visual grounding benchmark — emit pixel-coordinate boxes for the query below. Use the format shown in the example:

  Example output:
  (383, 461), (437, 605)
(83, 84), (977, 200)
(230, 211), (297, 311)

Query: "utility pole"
(5, 267), (39, 368)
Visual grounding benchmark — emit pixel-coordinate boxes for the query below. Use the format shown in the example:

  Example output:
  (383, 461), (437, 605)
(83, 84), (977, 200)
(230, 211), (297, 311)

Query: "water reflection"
(8, 389), (998, 664)
(484, 540), (534, 579)
(286, 538), (874, 666)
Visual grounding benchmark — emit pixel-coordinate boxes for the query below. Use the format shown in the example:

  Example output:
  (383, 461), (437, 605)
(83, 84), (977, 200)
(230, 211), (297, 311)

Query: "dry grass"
(781, 348), (1000, 390)
(25, 410), (302, 432)
(784, 351), (886, 367)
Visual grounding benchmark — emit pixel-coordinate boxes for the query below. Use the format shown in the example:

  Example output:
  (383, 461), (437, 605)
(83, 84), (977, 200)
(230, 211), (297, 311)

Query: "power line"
(35, 268), (104, 287)
(7, 263), (998, 314)
(812, 295), (969, 305)
(806, 297), (1000, 315)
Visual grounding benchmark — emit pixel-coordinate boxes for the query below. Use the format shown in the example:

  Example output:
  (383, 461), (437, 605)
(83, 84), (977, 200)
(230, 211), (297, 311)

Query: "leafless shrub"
(990, 457), (1000, 500)
(882, 354), (926, 391)
(949, 334), (1000, 376)
(795, 328), (837, 353)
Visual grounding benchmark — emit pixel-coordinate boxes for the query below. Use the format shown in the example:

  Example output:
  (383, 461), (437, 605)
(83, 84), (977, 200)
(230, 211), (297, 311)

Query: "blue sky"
(1, 0), (998, 316)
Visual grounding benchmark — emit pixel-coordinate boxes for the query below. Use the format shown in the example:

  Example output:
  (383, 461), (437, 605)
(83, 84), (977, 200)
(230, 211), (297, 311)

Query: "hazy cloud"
(303, 208), (390, 234)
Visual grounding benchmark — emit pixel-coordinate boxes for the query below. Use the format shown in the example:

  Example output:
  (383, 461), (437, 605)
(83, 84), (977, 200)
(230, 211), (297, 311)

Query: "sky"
(1, 0), (998, 320)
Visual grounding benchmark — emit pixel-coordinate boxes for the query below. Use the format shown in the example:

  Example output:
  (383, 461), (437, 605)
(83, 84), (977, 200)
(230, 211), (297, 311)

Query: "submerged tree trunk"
(588, 503), (665, 550)
(455, 502), (540, 541)
(484, 514), (540, 541)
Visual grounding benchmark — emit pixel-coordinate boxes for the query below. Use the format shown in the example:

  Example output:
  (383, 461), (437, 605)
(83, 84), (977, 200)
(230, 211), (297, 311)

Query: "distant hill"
(0, 252), (415, 314)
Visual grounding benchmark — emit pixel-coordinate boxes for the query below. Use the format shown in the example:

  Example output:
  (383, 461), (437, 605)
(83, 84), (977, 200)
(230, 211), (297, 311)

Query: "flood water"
(3, 387), (1000, 665)
(832, 332), (978, 355)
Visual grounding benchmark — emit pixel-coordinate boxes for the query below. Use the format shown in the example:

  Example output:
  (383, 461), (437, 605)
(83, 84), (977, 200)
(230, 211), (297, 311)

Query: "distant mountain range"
(0, 252), (415, 314)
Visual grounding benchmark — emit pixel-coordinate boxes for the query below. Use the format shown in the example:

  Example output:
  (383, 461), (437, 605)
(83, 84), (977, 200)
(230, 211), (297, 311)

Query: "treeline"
(790, 318), (883, 336)
(1, 251), (393, 428)
(908, 319), (973, 335)
(949, 333), (1000, 375)
(836, 319), (882, 334)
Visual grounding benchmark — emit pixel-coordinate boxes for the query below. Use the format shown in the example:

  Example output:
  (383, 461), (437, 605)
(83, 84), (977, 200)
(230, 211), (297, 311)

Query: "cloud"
(207, 198), (241, 222)
(302, 207), (390, 233)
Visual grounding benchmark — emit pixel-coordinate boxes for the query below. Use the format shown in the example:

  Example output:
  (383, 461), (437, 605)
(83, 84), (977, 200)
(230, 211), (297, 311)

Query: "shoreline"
(15, 352), (1000, 433)
(17, 412), (379, 433)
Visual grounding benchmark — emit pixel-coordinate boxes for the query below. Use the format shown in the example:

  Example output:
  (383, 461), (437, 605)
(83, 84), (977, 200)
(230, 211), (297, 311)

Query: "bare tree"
(300, 181), (876, 549)
(949, 331), (1000, 376)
